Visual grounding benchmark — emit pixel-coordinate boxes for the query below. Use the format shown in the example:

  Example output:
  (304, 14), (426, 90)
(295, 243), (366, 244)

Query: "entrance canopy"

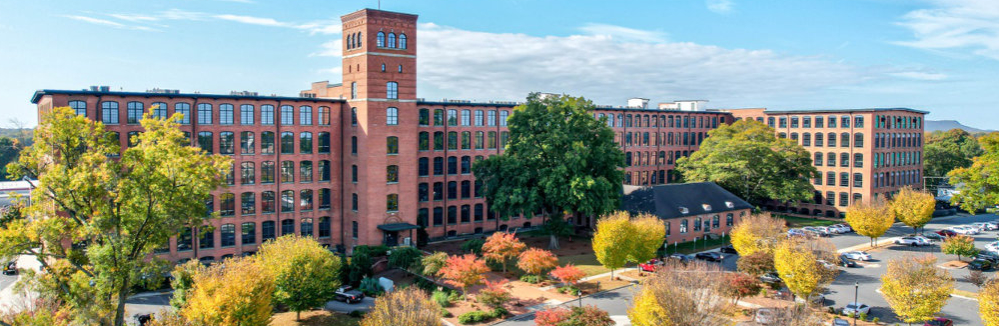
(377, 223), (420, 232)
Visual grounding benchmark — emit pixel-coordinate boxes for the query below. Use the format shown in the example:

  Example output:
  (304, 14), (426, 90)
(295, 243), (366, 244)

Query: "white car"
(912, 236), (933, 245)
(832, 224), (852, 233)
(950, 226), (979, 235)
(817, 260), (837, 270)
(842, 251), (872, 261)
(973, 222), (998, 231)
(842, 302), (871, 316)
(986, 241), (999, 253)
(895, 236), (929, 246)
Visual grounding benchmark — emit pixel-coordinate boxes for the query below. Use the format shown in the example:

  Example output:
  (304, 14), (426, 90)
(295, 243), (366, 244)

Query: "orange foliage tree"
(482, 232), (527, 273)
(517, 248), (559, 277)
(550, 264), (587, 286)
(438, 254), (489, 297)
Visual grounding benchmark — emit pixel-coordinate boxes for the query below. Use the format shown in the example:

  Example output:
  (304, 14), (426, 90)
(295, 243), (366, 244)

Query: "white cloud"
(108, 13), (160, 22)
(707, 0), (734, 14)
(894, 0), (999, 60)
(73, 9), (341, 35)
(310, 40), (342, 57)
(214, 14), (287, 27)
(64, 15), (160, 31)
(296, 21), (341, 35)
(579, 23), (666, 43)
(890, 71), (948, 81)
(414, 23), (864, 106)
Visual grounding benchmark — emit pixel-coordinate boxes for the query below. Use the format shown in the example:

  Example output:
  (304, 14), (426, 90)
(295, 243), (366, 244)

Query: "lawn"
(775, 215), (840, 227)
(558, 253), (615, 277)
(270, 310), (360, 326)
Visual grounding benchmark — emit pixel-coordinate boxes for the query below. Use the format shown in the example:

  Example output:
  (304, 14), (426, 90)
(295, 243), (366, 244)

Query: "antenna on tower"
(378, 0), (381, 9)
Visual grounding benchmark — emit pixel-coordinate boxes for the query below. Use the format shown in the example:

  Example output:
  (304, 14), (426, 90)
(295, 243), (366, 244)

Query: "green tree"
(3, 107), (230, 326)
(949, 132), (999, 213)
(388, 246), (423, 272)
(880, 255), (953, 325)
(0, 137), (21, 181)
(474, 93), (624, 250)
(924, 129), (982, 184)
(940, 235), (978, 261)
(255, 236), (342, 321)
(676, 119), (818, 205)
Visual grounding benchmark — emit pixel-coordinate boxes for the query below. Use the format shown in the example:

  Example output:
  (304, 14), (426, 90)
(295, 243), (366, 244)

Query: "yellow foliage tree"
(629, 214), (666, 265)
(592, 212), (635, 279)
(981, 279), (999, 326)
(182, 257), (275, 326)
(730, 213), (787, 256)
(890, 187), (936, 234)
(255, 235), (342, 321)
(845, 198), (895, 247)
(360, 286), (442, 326)
(880, 255), (953, 324)
(773, 239), (824, 300)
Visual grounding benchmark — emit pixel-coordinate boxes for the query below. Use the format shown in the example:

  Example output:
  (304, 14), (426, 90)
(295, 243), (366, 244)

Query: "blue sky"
(1, 0), (998, 128)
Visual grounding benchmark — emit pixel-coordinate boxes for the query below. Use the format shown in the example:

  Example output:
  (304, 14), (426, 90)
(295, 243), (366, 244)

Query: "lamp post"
(853, 281), (859, 326)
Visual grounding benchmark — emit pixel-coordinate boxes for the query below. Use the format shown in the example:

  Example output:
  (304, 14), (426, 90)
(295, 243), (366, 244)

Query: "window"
(199, 227), (214, 249)
(854, 115), (864, 127)
(398, 64), (403, 73)
(220, 224), (235, 247)
(827, 133), (836, 147)
(387, 194), (399, 212)
(854, 153), (863, 168)
(377, 31), (385, 47)
(240, 104), (254, 125)
(300, 189), (313, 211)
(240, 162), (255, 185)
(828, 116), (836, 128)
(433, 157), (444, 176)
(447, 109), (458, 126)
(803, 117), (811, 128)
(447, 206), (457, 224)
(219, 193), (235, 216)
(447, 132), (458, 150)
(127, 102), (144, 124)
(300, 161), (312, 183)
(281, 218), (294, 235)
(219, 132), (234, 154)
(102, 102), (119, 124)
(839, 192), (849, 207)
(826, 172), (836, 185)
(280, 105), (294, 125)
(319, 160), (330, 182)
(177, 228), (193, 251)
(241, 222), (256, 245)
(70, 100), (87, 117)
(351, 82), (357, 99)
(261, 105), (274, 125)
(300, 218), (313, 237)
(814, 152), (823, 166)
(461, 156), (471, 174)
(281, 190), (294, 212)
(241, 192), (255, 215)
(197, 132), (213, 153)
(854, 173), (863, 187)
(461, 131), (471, 149)
(434, 109), (444, 126)
(841, 132), (850, 147)
(790, 117), (798, 128)
(854, 133), (864, 147)
(418, 158), (429, 176)
(218, 104), (233, 125)
(399, 33), (407, 49)
(300, 132), (313, 154)
(419, 109), (430, 126)
(474, 131), (484, 149)
(386, 107), (398, 125)
(802, 133), (811, 146)
(815, 133), (823, 147)
(261, 161), (275, 184)
(262, 220), (275, 241)
(487, 110), (497, 126)
(475, 110), (484, 126)
(352, 193), (358, 211)
(318, 217), (331, 238)
(461, 180), (471, 198)
(487, 132), (497, 149)
(841, 116), (850, 128)
(387, 136), (399, 154)
(299, 106), (312, 125)
(351, 136), (357, 154)
(281, 161), (295, 183)
(387, 32), (396, 48)
(279, 132), (293, 154)
(840, 172), (849, 187)
(840, 153), (849, 167)
(680, 220), (688, 233)
(387, 165), (399, 183)
(500, 111), (509, 127)
(386, 82), (398, 99)
(261, 131), (275, 154)
(433, 182), (444, 200)
(197, 104), (213, 125)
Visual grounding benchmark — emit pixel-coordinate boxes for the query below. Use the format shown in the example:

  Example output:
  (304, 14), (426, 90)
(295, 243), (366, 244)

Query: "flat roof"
(727, 108), (928, 115)
(31, 89), (345, 104)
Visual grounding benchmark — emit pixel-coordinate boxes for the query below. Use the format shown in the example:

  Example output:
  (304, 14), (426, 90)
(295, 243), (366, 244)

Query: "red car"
(924, 317), (952, 326)
(936, 229), (958, 237)
(638, 259), (663, 272)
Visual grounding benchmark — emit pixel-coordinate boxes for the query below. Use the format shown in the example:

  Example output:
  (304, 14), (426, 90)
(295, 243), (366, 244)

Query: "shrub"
(354, 245), (390, 257)
(359, 277), (384, 296)
(432, 290), (451, 308)
(520, 274), (543, 284)
(476, 280), (511, 308)
(415, 277), (436, 292)
(448, 291), (462, 302)
(440, 307), (452, 318)
(535, 305), (613, 326)
(491, 306), (509, 318)
(462, 238), (485, 255)
(859, 312), (868, 321)
(348, 310), (365, 318)
(388, 246), (423, 271)
(872, 317), (880, 323)
(457, 310), (494, 324)
(348, 251), (372, 286)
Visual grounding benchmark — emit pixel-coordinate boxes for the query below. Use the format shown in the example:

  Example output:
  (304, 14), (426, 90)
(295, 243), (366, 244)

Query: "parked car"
(895, 236), (928, 246)
(950, 226), (979, 235)
(842, 302), (871, 316)
(924, 317), (953, 326)
(334, 285), (365, 304)
(803, 227), (831, 237)
(838, 255), (857, 267)
(760, 272), (782, 284)
(842, 251), (871, 261)
(970, 258), (995, 271)
(922, 233), (945, 241)
(817, 260), (837, 270)
(695, 252), (724, 262)
(639, 259), (663, 272)
(972, 222), (997, 231)
(754, 308), (777, 325)
(936, 229), (958, 237)
(831, 318), (850, 326)
(978, 251), (999, 264)
(719, 245), (738, 254)
(2, 261), (16, 275)
(788, 229), (807, 237)
(838, 223), (854, 232)
(666, 253), (692, 264)
(986, 241), (999, 253)
(794, 293), (826, 305)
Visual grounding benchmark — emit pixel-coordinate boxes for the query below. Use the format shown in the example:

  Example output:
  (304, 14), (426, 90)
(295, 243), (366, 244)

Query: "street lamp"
(853, 281), (859, 326)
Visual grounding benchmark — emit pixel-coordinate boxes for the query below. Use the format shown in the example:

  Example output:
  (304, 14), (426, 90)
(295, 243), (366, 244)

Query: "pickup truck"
(334, 285), (365, 304)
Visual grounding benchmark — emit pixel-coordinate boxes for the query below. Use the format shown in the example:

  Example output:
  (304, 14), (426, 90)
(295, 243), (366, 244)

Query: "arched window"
(399, 34), (407, 49)
(355, 32), (362, 47)
(854, 133), (864, 147)
(387, 194), (399, 212)
(461, 110), (471, 126)
(260, 104), (273, 125)
(299, 105), (312, 125)
(220, 223), (235, 247)
(300, 218), (313, 237)
(240, 162), (255, 185)
(387, 165), (399, 183)
(281, 190), (294, 212)
(219, 104), (234, 125)
(151, 102), (167, 119)
(827, 132), (836, 147)
(387, 33), (396, 48)
(127, 101), (144, 124)
(386, 81), (398, 99)
(69, 100), (87, 117)
(299, 132), (312, 154)
(347, 34), (353, 49)
(280, 105), (294, 125)
(500, 110), (509, 127)
(386, 107), (398, 125)
(351, 107), (357, 126)
(840, 132), (850, 147)
(240, 104), (254, 125)
(219, 193), (235, 216)
(242, 222), (256, 245)
(377, 31), (385, 47)
(280, 131), (294, 154)
(814, 152), (823, 166)
(300, 189), (313, 211)
(197, 103), (212, 125)
(261, 191), (275, 213)
(387, 136), (399, 154)
(350, 82), (357, 99)
(419, 108), (430, 126)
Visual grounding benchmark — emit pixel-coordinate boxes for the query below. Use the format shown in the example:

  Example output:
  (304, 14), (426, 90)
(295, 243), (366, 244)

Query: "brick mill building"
(31, 8), (735, 261)
(723, 108), (926, 218)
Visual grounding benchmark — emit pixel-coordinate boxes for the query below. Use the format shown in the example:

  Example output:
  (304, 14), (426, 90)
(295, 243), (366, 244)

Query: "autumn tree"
(476, 279), (511, 309)
(182, 258), (275, 326)
(924, 129), (982, 185)
(535, 306), (613, 326)
(737, 251), (775, 277)
(421, 251), (448, 281)
(941, 235), (978, 261)
(482, 232), (526, 274)
(169, 260), (205, 309)
(473, 93), (625, 250)
(949, 132), (999, 213)
(360, 286), (442, 326)
(981, 279), (999, 326)
(767, 305), (826, 326)
(628, 261), (732, 326)
(845, 198), (895, 247)
(676, 119), (818, 205)
(722, 272), (762, 304)
(517, 248), (558, 278)
(550, 264), (586, 287)
(438, 254), (489, 296)
(890, 187), (936, 234)
(2, 107), (230, 326)
(255, 236), (342, 321)
(730, 213), (787, 256)
(774, 239), (826, 301)
(592, 212), (633, 279)
(629, 214), (666, 265)
(880, 255), (953, 325)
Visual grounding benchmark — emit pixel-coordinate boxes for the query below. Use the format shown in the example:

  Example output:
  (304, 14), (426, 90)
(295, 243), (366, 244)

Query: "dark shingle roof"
(621, 182), (752, 219)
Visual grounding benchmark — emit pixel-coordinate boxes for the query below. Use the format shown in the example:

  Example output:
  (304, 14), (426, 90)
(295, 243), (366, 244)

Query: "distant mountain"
(925, 120), (995, 133)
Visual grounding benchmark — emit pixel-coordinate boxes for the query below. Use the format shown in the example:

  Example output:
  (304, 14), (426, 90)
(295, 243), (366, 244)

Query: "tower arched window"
(399, 33), (407, 49)
(356, 32), (361, 47)
(347, 34), (353, 49)
(377, 32), (385, 47)
(351, 82), (357, 99)
(386, 82), (398, 99)
(386, 107), (398, 125)
(387, 33), (396, 48)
